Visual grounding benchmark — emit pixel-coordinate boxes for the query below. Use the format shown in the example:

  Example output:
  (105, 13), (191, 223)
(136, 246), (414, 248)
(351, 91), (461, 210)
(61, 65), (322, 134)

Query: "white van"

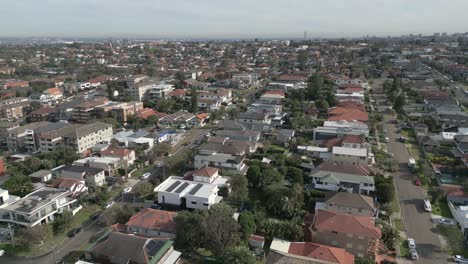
(423, 199), (432, 212)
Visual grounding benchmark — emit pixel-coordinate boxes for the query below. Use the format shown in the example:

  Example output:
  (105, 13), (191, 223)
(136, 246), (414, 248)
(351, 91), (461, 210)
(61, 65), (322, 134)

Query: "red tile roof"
(327, 109), (368, 122)
(263, 90), (285, 97)
(136, 108), (167, 119)
(167, 89), (186, 97)
(288, 242), (354, 264)
(46, 87), (62, 96)
(249, 234), (265, 242)
(313, 209), (381, 239)
(126, 209), (177, 233)
(193, 166), (218, 178)
(4, 81), (29, 88)
(197, 113), (209, 120)
(278, 74), (305, 81)
(342, 134), (365, 144)
(100, 147), (132, 157)
(322, 138), (343, 148)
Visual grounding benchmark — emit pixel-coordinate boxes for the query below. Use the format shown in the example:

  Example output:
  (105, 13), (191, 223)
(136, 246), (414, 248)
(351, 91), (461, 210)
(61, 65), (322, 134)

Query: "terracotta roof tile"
(313, 209), (381, 238)
(126, 209), (177, 233)
(288, 242), (354, 264)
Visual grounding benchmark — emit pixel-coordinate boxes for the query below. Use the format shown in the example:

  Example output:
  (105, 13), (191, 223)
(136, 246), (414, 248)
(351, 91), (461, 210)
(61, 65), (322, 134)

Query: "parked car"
(423, 199), (432, 212)
(67, 227), (82, 237)
(399, 136), (406, 142)
(89, 211), (102, 221)
(410, 249), (419, 260)
(103, 201), (115, 209)
(414, 178), (421, 186)
(141, 173), (151, 180)
(439, 218), (455, 226)
(453, 255), (468, 263)
(385, 137), (390, 143)
(407, 238), (416, 249)
(123, 187), (132, 193)
(0, 249), (5, 256)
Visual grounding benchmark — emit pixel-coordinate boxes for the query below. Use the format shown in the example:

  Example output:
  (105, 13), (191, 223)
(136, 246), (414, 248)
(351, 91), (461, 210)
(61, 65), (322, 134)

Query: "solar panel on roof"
(175, 182), (190, 193)
(189, 183), (203, 195)
(166, 181), (181, 192)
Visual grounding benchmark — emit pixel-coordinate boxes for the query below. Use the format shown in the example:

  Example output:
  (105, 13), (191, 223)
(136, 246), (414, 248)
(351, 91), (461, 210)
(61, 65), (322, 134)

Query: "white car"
(439, 218), (455, 226)
(0, 249), (5, 256)
(407, 238), (416, 249)
(453, 255), (468, 263)
(141, 173), (151, 180)
(410, 249), (418, 260)
(385, 137), (390, 143)
(123, 187), (132, 193)
(103, 201), (115, 209)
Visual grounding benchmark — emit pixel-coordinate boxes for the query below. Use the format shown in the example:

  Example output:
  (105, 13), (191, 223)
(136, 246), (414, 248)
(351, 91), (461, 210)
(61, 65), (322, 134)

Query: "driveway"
(383, 113), (448, 263)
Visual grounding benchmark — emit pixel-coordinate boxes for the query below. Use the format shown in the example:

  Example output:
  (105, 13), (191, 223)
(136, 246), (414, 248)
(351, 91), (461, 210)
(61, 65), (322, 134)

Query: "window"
(358, 235), (365, 240)
(346, 243), (353, 248)
(203, 202), (209, 206)
(191, 201), (197, 205)
(332, 231), (338, 235)
(360, 156), (366, 160)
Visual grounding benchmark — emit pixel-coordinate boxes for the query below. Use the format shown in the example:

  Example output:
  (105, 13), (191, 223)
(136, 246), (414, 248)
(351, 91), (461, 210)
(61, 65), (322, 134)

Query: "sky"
(1, 0), (468, 38)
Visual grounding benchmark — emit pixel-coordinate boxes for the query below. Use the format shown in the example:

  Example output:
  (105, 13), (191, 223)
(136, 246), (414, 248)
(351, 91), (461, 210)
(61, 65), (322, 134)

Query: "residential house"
(214, 129), (261, 142)
(147, 84), (174, 100)
(259, 91), (285, 105)
(54, 165), (106, 187)
(309, 209), (382, 258)
(112, 130), (154, 150)
(315, 161), (378, 176)
(313, 121), (369, 141)
(28, 170), (52, 183)
(0, 187), (80, 227)
(0, 188), (20, 209)
(73, 156), (122, 177)
(85, 232), (181, 264)
(154, 176), (223, 210)
(268, 238), (354, 264)
(183, 166), (230, 187)
(309, 170), (375, 195)
(125, 209), (177, 238)
(49, 178), (88, 197)
(236, 111), (271, 126)
(159, 111), (198, 128)
(29, 87), (63, 104)
(100, 148), (136, 166)
(195, 142), (248, 175)
(71, 97), (109, 123)
(95, 101), (144, 123)
(316, 192), (377, 217)
(276, 129), (295, 144)
(331, 146), (368, 165)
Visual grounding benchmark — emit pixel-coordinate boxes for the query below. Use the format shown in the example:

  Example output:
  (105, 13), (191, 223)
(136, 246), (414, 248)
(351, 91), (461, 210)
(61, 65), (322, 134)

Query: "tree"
(261, 168), (284, 187)
(3, 175), (34, 196)
(393, 93), (405, 112)
(246, 165), (262, 188)
(205, 203), (240, 255)
(264, 183), (304, 218)
(355, 257), (375, 264)
(377, 220), (399, 250)
(133, 182), (154, 198)
(306, 73), (323, 100)
(287, 167), (304, 184)
(375, 177), (395, 204)
(228, 174), (249, 204)
(222, 246), (256, 264)
(174, 210), (208, 252)
(53, 211), (73, 234)
(190, 86), (198, 114)
(238, 211), (256, 240)
(16, 225), (52, 247)
(429, 187), (445, 203)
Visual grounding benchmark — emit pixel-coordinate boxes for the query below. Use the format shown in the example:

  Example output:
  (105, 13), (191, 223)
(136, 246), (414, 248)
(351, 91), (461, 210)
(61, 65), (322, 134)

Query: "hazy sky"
(1, 0), (467, 38)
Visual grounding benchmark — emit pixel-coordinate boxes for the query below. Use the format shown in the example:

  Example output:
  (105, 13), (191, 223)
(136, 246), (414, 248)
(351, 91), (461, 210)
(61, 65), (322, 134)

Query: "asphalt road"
(383, 113), (447, 263)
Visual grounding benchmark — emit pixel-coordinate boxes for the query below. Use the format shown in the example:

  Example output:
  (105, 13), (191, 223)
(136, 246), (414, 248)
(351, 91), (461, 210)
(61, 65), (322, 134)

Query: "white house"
(154, 176), (223, 210)
(0, 187), (80, 227)
(331, 146), (368, 165)
(73, 156), (122, 177)
(309, 170), (375, 195)
(0, 188), (20, 209)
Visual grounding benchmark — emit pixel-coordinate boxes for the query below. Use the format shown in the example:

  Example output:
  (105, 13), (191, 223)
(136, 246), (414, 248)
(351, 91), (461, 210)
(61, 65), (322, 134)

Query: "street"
(383, 113), (447, 263)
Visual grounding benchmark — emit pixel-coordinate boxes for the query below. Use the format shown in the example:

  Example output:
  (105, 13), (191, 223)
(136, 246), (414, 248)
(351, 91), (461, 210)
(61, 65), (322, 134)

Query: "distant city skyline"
(2, 0), (468, 38)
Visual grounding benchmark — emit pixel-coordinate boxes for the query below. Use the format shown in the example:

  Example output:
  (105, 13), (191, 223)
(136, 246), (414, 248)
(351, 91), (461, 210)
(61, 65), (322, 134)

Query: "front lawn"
(432, 201), (453, 218)
(437, 225), (468, 256)
(399, 239), (409, 258)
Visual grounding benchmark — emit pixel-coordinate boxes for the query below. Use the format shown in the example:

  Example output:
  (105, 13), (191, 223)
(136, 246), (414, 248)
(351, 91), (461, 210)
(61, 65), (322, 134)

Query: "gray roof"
(88, 232), (171, 264)
(74, 122), (112, 139)
(237, 111), (266, 120)
(310, 170), (374, 185)
(60, 165), (104, 175)
(8, 121), (52, 135)
(28, 170), (51, 179)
